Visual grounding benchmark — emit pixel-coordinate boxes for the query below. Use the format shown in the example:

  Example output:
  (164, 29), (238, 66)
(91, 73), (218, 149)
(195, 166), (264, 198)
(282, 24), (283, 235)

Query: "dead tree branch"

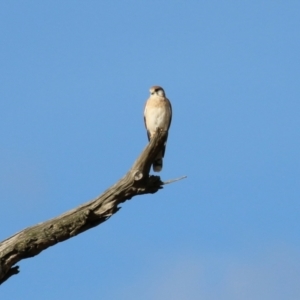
(0, 130), (184, 285)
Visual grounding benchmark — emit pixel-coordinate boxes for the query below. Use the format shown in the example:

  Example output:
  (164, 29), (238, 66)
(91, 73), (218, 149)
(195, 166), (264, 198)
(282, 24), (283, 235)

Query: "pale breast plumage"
(144, 99), (171, 137)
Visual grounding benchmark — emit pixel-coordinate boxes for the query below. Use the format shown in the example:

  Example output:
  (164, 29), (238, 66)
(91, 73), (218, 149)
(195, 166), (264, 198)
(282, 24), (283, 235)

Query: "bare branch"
(0, 130), (184, 285)
(163, 176), (187, 185)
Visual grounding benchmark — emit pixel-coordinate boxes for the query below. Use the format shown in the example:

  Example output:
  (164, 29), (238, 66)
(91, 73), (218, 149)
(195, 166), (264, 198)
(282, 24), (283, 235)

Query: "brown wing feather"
(161, 97), (172, 158)
(166, 97), (172, 130)
(144, 100), (151, 141)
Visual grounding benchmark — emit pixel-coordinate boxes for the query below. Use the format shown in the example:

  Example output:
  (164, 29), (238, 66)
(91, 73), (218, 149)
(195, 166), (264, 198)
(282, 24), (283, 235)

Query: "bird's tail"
(153, 155), (163, 172)
(153, 141), (167, 172)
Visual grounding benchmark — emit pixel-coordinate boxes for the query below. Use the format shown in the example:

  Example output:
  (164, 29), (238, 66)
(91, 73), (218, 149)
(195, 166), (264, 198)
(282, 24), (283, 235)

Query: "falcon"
(144, 86), (172, 172)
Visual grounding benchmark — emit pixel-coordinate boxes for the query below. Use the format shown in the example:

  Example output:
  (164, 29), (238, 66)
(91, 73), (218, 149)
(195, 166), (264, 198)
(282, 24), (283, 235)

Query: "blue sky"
(1, 1), (300, 299)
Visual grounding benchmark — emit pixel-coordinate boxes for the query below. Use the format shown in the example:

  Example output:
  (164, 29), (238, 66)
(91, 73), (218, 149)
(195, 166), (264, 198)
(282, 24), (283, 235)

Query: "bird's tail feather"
(153, 149), (164, 172)
(153, 158), (163, 172)
(152, 142), (168, 172)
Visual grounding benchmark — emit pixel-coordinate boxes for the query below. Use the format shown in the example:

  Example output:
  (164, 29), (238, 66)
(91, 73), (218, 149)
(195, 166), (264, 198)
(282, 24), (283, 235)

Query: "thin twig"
(163, 175), (187, 185)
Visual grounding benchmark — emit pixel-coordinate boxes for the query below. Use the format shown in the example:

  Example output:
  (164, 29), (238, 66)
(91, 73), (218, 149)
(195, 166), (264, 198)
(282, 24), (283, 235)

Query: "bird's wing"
(143, 99), (151, 141)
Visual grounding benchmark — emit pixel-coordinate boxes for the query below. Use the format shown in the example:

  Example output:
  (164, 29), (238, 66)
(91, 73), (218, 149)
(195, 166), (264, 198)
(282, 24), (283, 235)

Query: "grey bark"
(0, 130), (168, 285)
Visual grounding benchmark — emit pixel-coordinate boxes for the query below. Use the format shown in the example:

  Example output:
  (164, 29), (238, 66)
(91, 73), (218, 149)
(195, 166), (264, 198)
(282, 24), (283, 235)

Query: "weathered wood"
(0, 130), (168, 285)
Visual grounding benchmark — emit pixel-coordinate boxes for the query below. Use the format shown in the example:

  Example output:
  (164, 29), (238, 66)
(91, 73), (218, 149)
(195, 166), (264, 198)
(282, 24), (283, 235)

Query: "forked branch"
(0, 130), (185, 285)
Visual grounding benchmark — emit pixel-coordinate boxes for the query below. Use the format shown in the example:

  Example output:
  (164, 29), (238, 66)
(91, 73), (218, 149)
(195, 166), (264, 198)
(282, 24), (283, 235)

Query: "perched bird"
(144, 86), (172, 172)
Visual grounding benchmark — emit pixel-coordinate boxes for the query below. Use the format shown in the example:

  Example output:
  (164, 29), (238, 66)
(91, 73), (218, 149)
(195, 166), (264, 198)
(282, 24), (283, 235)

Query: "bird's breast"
(145, 101), (170, 135)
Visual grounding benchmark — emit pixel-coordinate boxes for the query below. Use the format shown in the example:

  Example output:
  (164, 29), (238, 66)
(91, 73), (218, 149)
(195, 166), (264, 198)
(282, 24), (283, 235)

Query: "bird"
(144, 86), (172, 172)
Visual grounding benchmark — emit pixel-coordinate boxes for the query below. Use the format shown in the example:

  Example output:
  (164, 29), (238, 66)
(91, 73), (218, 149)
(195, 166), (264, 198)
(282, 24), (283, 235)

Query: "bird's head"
(149, 86), (165, 97)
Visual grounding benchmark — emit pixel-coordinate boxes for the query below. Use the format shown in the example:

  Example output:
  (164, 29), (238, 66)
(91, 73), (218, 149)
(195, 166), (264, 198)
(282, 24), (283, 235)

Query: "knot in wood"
(133, 170), (143, 181)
